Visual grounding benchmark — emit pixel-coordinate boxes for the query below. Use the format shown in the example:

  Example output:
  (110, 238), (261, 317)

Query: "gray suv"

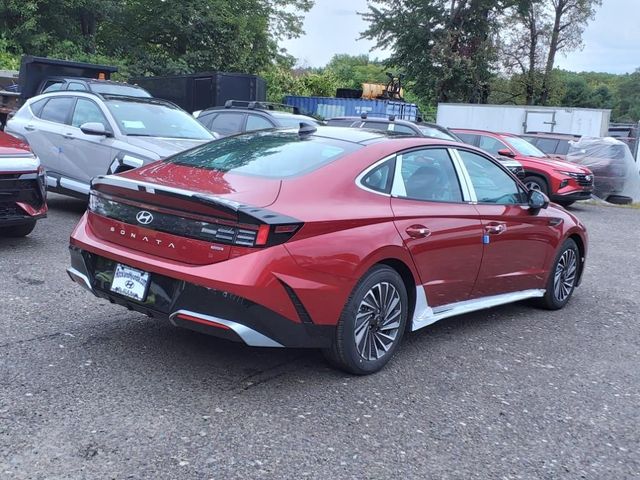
(6, 91), (214, 198)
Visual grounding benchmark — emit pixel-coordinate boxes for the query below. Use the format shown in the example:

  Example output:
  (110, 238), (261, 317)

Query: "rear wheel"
(0, 221), (36, 237)
(523, 175), (549, 196)
(606, 195), (632, 205)
(323, 265), (408, 374)
(536, 238), (580, 310)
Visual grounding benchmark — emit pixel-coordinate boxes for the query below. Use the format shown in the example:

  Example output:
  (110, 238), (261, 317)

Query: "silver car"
(6, 91), (214, 198)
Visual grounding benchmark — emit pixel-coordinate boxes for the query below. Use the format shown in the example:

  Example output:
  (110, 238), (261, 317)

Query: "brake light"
(255, 224), (270, 246)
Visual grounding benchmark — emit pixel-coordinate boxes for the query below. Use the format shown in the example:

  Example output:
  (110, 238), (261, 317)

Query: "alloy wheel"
(526, 181), (542, 191)
(553, 248), (577, 302)
(354, 281), (402, 361)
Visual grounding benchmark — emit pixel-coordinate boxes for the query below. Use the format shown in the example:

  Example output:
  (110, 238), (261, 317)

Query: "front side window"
(169, 131), (360, 178)
(39, 97), (75, 124)
(67, 82), (88, 91)
(506, 136), (547, 158)
(105, 99), (213, 140)
(393, 124), (417, 135)
(42, 81), (64, 93)
(458, 150), (526, 204)
(393, 148), (463, 202)
(210, 112), (245, 135)
(72, 99), (109, 128)
(479, 135), (509, 157)
(246, 115), (275, 132)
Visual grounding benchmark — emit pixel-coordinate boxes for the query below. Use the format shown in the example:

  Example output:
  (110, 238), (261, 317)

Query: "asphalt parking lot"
(1, 194), (638, 479)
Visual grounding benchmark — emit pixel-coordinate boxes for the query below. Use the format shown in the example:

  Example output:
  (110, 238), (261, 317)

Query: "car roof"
(30, 90), (178, 107)
(520, 132), (580, 140)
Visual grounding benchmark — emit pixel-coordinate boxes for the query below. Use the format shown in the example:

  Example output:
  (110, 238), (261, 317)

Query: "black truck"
(130, 72), (267, 114)
(0, 56), (150, 127)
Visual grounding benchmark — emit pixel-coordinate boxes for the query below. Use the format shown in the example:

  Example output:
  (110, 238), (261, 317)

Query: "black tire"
(605, 195), (633, 205)
(523, 175), (549, 195)
(556, 200), (575, 208)
(323, 265), (409, 375)
(536, 238), (580, 310)
(0, 221), (36, 237)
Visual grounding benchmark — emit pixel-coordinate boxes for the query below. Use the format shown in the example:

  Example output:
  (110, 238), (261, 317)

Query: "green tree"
(325, 54), (388, 89)
(362, 0), (507, 104)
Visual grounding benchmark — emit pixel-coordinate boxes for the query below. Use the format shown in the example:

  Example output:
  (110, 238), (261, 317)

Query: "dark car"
(331, 116), (525, 178)
(68, 125), (587, 374)
(521, 132), (628, 202)
(195, 100), (321, 137)
(0, 132), (47, 237)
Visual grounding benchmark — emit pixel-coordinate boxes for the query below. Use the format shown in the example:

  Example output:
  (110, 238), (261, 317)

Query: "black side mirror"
(497, 148), (516, 158)
(528, 189), (549, 210)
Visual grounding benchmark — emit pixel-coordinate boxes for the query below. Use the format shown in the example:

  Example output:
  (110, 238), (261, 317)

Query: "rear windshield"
(168, 131), (360, 178)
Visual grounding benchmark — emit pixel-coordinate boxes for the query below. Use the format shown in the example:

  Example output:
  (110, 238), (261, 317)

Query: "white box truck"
(436, 103), (611, 137)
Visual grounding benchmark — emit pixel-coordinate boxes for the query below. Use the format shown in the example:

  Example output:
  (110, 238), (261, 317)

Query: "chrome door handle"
(485, 223), (506, 235)
(406, 225), (431, 238)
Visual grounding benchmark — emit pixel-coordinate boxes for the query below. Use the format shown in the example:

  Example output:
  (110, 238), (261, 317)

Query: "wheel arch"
(523, 171), (550, 191)
(376, 258), (418, 332)
(568, 232), (587, 286)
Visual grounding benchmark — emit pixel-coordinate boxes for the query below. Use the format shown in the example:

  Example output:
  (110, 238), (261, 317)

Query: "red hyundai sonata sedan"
(68, 126), (588, 374)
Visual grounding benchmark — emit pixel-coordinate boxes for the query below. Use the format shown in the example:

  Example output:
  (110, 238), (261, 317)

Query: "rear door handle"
(485, 223), (507, 235)
(24, 125), (35, 131)
(406, 225), (431, 238)
(63, 133), (75, 139)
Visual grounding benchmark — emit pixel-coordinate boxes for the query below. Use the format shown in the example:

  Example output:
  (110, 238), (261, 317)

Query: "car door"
(24, 96), (76, 176)
(390, 147), (484, 307)
(454, 148), (556, 297)
(57, 97), (117, 190)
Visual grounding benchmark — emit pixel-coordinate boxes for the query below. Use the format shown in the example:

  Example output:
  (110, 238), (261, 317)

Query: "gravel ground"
(0, 195), (638, 479)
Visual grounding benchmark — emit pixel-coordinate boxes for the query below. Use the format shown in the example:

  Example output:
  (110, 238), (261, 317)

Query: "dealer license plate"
(110, 264), (150, 301)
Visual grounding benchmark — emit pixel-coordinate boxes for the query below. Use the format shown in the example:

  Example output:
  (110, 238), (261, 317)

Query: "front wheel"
(536, 238), (580, 310)
(523, 175), (549, 196)
(323, 265), (408, 374)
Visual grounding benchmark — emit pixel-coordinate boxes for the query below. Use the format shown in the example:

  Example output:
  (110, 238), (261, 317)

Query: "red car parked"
(452, 129), (594, 207)
(0, 132), (47, 237)
(68, 126), (588, 374)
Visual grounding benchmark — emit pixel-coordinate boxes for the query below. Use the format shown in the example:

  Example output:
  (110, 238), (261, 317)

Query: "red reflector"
(255, 224), (270, 245)
(177, 313), (230, 330)
(274, 225), (299, 234)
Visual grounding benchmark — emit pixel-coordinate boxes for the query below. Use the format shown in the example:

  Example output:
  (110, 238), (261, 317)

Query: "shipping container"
(436, 103), (611, 137)
(131, 72), (266, 114)
(284, 95), (421, 121)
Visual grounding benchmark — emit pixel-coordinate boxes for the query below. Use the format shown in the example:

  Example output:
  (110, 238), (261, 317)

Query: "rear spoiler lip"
(90, 174), (301, 226)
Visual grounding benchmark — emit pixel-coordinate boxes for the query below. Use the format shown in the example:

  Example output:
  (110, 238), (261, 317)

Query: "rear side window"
(360, 158), (395, 193)
(210, 112), (245, 135)
(30, 99), (48, 117)
(362, 121), (389, 131)
(197, 113), (218, 130)
(326, 119), (357, 127)
(39, 97), (75, 124)
(169, 131), (360, 178)
(41, 81), (64, 93)
(556, 140), (570, 155)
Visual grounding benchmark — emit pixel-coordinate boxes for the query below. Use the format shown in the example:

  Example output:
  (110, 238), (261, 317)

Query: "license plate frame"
(110, 264), (150, 302)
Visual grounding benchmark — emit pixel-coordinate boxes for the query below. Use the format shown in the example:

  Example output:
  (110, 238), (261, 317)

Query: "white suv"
(6, 91), (214, 198)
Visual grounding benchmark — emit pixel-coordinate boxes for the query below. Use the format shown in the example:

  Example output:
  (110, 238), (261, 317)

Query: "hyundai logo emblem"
(136, 210), (154, 225)
(125, 280), (135, 289)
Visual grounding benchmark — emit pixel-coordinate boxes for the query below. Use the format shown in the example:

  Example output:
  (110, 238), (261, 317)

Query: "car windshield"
(91, 83), (151, 97)
(105, 99), (213, 140)
(417, 125), (459, 141)
(168, 131), (359, 178)
(507, 136), (547, 157)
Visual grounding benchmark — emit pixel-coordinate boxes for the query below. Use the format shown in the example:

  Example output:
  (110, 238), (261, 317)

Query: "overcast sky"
(282, 0), (639, 74)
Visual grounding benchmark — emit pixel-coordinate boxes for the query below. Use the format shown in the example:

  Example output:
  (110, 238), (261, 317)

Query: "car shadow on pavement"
(46, 193), (88, 214)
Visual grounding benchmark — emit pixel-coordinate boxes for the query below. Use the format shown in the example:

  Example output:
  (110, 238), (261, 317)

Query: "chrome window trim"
(354, 154), (396, 197)
(448, 148), (476, 203)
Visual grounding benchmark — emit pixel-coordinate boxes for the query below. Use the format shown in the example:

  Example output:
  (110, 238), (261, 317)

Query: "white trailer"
(436, 103), (611, 137)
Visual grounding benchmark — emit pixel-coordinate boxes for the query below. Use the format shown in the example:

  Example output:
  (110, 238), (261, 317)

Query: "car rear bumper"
(67, 245), (335, 349)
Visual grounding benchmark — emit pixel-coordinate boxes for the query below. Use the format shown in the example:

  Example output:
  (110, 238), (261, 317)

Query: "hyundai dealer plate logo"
(136, 210), (154, 225)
